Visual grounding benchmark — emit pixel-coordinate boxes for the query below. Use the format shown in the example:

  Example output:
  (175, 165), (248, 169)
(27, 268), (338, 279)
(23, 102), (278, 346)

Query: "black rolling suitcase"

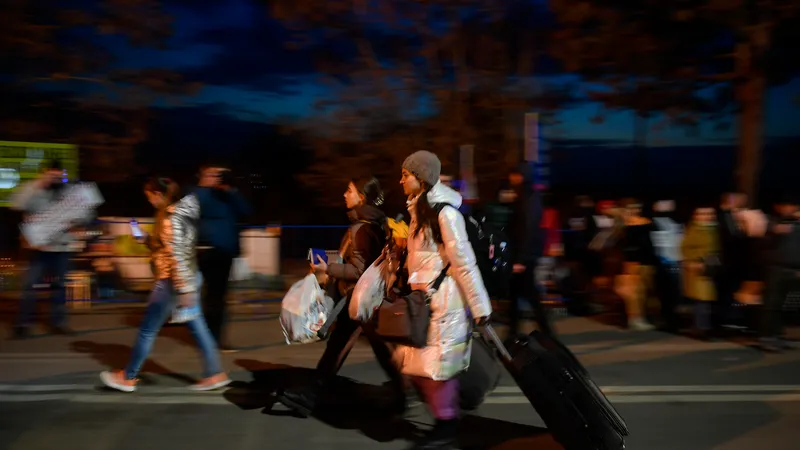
(481, 324), (628, 450)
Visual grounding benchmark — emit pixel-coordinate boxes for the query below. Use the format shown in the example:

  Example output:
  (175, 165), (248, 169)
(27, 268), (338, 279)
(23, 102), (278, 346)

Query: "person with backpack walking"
(398, 150), (492, 449)
(277, 176), (408, 417)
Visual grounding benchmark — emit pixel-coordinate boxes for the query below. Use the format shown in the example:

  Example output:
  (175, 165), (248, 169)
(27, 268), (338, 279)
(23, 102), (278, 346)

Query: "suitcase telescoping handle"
(478, 323), (513, 362)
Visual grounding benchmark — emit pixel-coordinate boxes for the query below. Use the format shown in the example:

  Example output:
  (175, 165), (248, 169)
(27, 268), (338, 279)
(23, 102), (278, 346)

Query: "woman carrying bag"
(277, 176), (408, 417)
(100, 177), (229, 392)
(395, 151), (492, 449)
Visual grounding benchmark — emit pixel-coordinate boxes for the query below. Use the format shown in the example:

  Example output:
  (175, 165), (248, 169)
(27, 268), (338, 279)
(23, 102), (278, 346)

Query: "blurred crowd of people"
(550, 192), (800, 351)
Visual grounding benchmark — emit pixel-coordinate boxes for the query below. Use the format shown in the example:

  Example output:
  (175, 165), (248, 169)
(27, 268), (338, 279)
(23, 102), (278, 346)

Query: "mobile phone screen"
(130, 219), (143, 238)
(308, 248), (328, 264)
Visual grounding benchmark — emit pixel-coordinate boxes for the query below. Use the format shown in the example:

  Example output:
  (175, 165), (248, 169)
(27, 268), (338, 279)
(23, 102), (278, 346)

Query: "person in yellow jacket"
(681, 207), (720, 338)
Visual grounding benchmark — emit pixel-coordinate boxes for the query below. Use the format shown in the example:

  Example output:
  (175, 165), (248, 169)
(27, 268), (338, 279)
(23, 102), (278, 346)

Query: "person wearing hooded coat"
(398, 151), (493, 449)
(277, 176), (408, 417)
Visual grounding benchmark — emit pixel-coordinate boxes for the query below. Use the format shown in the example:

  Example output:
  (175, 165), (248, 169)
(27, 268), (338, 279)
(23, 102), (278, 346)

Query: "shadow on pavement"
(226, 359), (551, 448)
(225, 359), (418, 443)
(69, 340), (196, 385)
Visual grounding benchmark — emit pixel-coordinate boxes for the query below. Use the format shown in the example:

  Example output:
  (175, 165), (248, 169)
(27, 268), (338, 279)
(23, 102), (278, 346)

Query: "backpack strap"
(428, 203), (457, 292)
(433, 203), (457, 214)
(430, 263), (451, 293)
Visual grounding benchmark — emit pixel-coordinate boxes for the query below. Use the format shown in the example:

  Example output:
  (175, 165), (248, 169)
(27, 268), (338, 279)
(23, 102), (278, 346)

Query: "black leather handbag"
(375, 264), (450, 348)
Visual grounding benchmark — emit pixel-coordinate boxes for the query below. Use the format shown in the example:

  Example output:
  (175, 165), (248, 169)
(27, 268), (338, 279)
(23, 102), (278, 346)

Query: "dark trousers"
(198, 248), (234, 345)
(508, 267), (554, 337)
(655, 260), (681, 330)
(693, 300), (712, 331)
(17, 250), (70, 328)
(760, 267), (798, 339)
(316, 300), (404, 393)
(715, 266), (740, 328)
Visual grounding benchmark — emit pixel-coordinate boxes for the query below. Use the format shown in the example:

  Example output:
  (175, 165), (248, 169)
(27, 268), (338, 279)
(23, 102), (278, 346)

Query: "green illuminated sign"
(0, 141), (79, 207)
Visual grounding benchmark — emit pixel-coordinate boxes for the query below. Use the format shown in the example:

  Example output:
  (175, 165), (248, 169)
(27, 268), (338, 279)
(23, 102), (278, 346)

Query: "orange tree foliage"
(0, 0), (201, 181)
(550, 0), (800, 200)
(265, 0), (576, 206)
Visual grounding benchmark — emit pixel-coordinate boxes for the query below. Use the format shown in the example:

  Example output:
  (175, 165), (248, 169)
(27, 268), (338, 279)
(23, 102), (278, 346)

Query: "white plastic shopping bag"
(349, 257), (391, 322)
(280, 274), (334, 345)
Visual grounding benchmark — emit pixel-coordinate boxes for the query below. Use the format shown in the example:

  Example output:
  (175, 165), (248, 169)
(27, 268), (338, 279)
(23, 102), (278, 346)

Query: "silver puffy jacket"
(393, 182), (493, 380)
(149, 194), (200, 294)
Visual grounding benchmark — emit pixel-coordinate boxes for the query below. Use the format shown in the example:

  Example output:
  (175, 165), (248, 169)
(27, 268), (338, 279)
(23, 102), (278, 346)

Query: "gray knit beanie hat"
(402, 150), (441, 187)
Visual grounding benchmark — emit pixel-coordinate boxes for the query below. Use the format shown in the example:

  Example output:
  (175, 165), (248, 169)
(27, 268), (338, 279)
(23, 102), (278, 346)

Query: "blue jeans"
(124, 279), (222, 380)
(17, 251), (69, 328)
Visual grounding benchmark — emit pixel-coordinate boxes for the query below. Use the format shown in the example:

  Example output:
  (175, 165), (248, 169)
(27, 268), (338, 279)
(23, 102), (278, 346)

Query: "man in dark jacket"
(716, 192), (746, 330)
(505, 163), (552, 337)
(759, 197), (800, 352)
(194, 165), (252, 351)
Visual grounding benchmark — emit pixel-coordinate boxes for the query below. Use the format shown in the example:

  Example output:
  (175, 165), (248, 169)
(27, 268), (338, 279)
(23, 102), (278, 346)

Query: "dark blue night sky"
(99, 0), (799, 148)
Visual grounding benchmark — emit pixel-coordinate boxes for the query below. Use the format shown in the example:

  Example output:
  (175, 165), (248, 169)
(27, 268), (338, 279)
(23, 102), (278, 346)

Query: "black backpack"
(434, 203), (513, 299)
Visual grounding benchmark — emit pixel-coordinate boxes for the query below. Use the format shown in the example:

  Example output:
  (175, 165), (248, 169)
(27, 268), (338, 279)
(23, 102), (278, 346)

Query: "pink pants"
(411, 376), (460, 420)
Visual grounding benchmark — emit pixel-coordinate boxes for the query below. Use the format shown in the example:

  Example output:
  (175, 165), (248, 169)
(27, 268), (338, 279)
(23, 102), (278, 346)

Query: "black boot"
(12, 326), (30, 339)
(277, 381), (321, 418)
(50, 325), (74, 336)
(413, 419), (458, 449)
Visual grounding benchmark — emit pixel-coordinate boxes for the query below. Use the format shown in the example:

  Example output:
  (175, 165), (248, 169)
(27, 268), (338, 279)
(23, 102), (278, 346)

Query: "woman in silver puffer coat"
(398, 151), (492, 450)
(100, 177), (229, 393)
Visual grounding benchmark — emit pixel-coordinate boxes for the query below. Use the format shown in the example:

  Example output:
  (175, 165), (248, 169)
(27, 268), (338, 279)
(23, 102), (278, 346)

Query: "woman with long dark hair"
(99, 177), (229, 392)
(277, 176), (408, 417)
(398, 151), (492, 449)
(616, 198), (658, 330)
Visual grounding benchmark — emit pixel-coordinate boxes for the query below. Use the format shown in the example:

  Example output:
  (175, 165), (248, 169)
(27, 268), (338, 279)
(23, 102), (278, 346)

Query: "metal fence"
(255, 225), (348, 260)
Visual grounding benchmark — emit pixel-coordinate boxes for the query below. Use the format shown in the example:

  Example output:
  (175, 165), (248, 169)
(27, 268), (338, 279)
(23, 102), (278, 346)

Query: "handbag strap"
(429, 263), (451, 293)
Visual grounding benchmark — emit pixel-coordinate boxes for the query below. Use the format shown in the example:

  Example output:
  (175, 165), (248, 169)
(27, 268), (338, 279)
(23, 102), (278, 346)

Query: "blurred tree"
(0, 0), (201, 182)
(265, 0), (576, 206)
(550, 0), (800, 202)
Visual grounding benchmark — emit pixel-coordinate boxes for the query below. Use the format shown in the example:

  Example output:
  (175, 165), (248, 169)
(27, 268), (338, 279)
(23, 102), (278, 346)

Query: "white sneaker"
(188, 373), (232, 391)
(100, 370), (138, 393)
(629, 318), (655, 331)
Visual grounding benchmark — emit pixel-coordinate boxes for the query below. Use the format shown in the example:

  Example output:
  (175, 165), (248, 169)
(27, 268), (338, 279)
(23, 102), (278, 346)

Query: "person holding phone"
(99, 177), (229, 392)
(10, 159), (92, 338)
(278, 176), (408, 418)
(130, 219), (144, 239)
(194, 164), (252, 351)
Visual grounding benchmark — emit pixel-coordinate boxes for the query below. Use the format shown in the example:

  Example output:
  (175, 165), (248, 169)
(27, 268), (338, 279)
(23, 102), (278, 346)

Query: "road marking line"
(484, 393), (800, 404)
(2, 392), (800, 405)
(3, 384), (800, 395)
(0, 347), (373, 360)
(492, 385), (800, 394)
(0, 384), (89, 392)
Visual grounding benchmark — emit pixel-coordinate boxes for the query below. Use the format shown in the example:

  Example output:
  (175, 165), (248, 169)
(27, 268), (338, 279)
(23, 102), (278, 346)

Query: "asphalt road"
(1, 307), (799, 450)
